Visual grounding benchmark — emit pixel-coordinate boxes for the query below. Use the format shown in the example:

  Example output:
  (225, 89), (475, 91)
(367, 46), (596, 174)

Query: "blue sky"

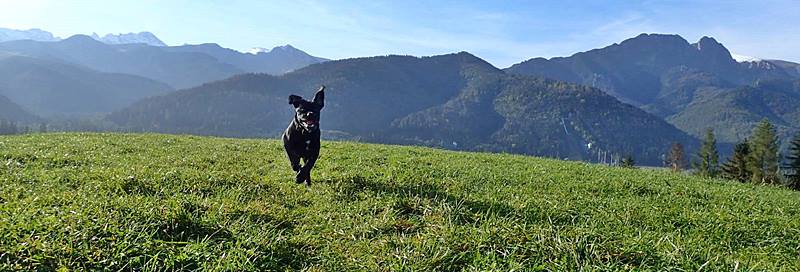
(1, 0), (798, 67)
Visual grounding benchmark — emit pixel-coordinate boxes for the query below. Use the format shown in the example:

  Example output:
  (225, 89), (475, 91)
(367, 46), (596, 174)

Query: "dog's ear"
(312, 85), (325, 108)
(288, 95), (303, 108)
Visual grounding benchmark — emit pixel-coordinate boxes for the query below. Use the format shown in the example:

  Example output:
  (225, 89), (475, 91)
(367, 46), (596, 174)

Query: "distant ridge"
(0, 54), (173, 117)
(90, 32), (167, 46)
(0, 27), (60, 42)
(0, 33), (328, 88)
(167, 43), (328, 75)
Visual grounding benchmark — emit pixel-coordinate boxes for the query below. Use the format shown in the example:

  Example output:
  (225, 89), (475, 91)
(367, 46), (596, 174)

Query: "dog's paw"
(295, 172), (305, 184)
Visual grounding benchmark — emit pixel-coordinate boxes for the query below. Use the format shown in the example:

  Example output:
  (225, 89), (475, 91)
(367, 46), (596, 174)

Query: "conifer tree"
(621, 154), (635, 168)
(667, 142), (685, 172)
(785, 133), (800, 190)
(748, 119), (780, 184)
(722, 139), (752, 182)
(694, 128), (720, 177)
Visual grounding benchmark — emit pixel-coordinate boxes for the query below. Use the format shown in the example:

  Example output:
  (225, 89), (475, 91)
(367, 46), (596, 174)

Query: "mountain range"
(108, 52), (697, 165)
(505, 34), (800, 147)
(2, 27), (799, 165)
(0, 53), (173, 117)
(1, 28), (166, 46)
(0, 28), (60, 42)
(0, 28), (328, 118)
(164, 43), (328, 75)
(0, 35), (327, 89)
(90, 32), (167, 46)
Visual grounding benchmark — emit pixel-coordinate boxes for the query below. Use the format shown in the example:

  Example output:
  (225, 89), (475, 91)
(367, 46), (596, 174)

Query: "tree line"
(647, 119), (800, 190)
(0, 119), (46, 135)
(0, 118), (123, 135)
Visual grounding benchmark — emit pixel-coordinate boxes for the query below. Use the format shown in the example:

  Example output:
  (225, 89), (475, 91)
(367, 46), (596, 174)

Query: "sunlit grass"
(1, 133), (798, 271)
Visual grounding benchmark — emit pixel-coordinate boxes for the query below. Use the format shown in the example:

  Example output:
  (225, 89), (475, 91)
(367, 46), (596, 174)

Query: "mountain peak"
(621, 33), (689, 46)
(63, 34), (103, 43)
(692, 36), (735, 64)
(0, 27), (61, 42)
(271, 44), (301, 53)
(695, 36), (723, 50)
(246, 45), (301, 55)
(93, 32), (167, 46)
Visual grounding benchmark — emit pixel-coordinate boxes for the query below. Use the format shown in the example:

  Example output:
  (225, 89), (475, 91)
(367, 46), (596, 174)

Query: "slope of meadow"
(0, 133), (798, 271)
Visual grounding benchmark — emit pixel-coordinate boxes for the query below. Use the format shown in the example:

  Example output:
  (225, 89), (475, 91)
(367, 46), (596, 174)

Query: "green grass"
(1, 133), (799, 271)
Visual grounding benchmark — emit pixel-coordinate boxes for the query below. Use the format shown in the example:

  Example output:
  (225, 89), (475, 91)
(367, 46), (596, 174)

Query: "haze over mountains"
(0, 28), (328, 119)
(0, 53), (172, 116)
(1, 27), (166, 46)
(1, 27), (799, 165)
(0, 28), (60, 42)
(0, 94), (39, 123)
(0, 32), (328, 89)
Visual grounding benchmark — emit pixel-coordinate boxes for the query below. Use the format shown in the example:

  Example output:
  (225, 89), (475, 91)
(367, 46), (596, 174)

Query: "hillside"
(0, 133), (798, 270)
(771, 60), (800, 78)
(0, 94), (39, 122)
(0, 54), (173, 117)
(108, 52), (695, 165)
(506, 34), (800, 145)
(667, 79), (800, 146)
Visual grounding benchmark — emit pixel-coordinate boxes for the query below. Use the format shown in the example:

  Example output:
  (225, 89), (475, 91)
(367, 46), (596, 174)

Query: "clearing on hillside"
(1, 133), (798, 271)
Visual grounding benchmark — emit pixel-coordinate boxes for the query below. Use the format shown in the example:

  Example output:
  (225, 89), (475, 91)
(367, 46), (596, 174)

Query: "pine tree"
(667, 142), (685, 172)
(39, 122), (47, 133)
(694, 128), (720, 177)
(786, 133), (800, 190)
(748, 119), (780, 184)
(621, 154), (635, 168)
(722, 139), (752, 182)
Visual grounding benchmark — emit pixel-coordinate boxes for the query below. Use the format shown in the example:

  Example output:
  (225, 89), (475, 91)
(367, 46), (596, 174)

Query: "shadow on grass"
(154, 210), (233, 243)
(329, 175), (519, 224)
(152, 199), (313, 270)
(252, 240), (315, 271)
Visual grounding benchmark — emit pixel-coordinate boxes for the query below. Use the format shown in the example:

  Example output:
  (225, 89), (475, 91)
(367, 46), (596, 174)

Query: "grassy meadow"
(0, 133), (799, 271)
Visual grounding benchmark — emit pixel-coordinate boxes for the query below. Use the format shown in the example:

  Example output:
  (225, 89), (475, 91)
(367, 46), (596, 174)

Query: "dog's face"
(289, 86), (325, 132)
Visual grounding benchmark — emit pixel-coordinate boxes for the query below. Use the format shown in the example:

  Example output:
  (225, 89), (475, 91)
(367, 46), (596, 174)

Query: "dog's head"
(289, 86), (325, 132)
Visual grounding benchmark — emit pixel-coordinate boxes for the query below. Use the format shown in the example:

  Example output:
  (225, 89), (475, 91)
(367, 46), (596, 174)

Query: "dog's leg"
(299, 152), (319, 186)
(284, 146), (303, 183)
(286, 151), (301, 172)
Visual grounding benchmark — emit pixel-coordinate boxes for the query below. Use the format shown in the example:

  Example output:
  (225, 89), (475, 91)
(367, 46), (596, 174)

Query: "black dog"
(283, 86), (325, 186)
